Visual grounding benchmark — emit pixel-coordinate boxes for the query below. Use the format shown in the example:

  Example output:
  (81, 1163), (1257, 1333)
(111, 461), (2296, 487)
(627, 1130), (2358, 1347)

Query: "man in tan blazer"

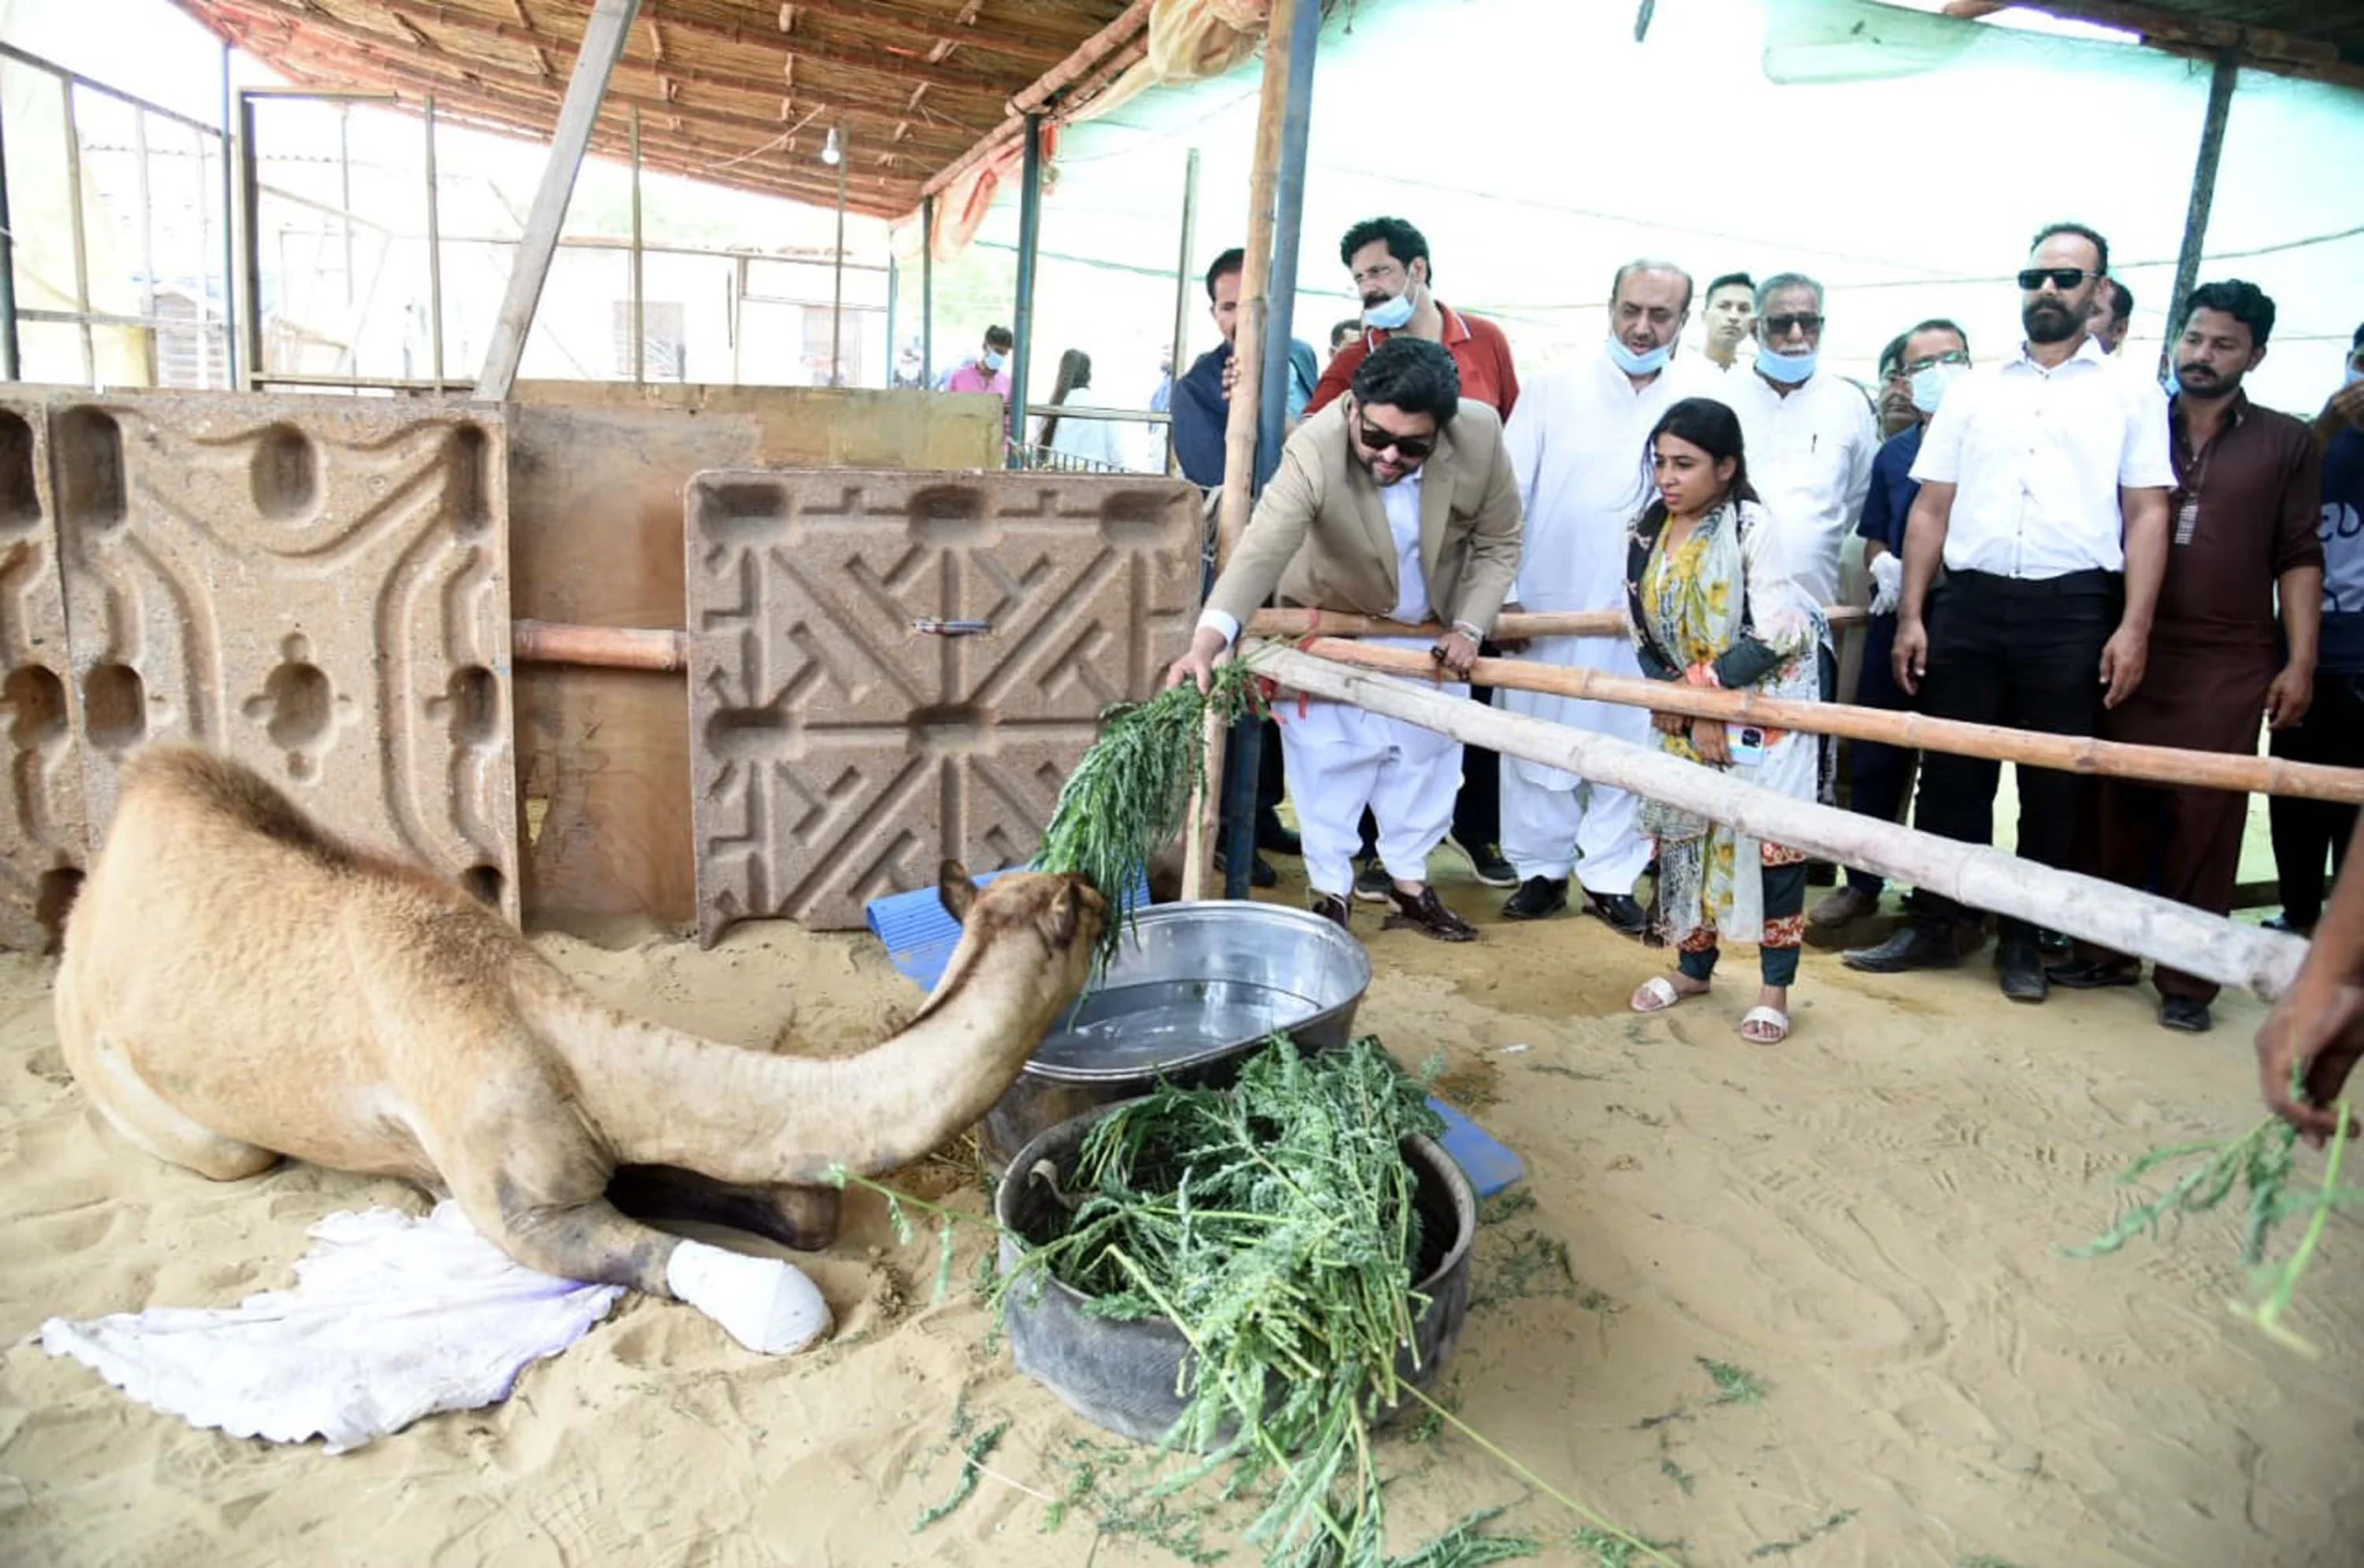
(1167, 336), (1523, 939)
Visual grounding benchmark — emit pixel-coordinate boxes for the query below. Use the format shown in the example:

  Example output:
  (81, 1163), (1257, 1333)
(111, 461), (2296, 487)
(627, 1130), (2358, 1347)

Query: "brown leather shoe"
(1382, 884), (1478, 943)
(1310, 891), (1352, 930)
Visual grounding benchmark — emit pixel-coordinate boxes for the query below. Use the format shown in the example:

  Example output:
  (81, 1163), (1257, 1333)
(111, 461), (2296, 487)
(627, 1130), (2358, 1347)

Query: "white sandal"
(1630, 975), (1698, 1015)
(1738, 1006), (1791, 1045)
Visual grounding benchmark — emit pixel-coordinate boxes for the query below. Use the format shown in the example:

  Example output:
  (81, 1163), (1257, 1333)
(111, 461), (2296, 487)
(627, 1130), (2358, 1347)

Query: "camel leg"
(433, 1083), (832, 1355)
(54, 970), (278, 1181)
(607, 1165), (843, 1251)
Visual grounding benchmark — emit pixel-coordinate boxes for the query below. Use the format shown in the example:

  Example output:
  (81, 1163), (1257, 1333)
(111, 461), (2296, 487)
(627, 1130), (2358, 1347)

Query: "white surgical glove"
(1868, 551), (1902, 617)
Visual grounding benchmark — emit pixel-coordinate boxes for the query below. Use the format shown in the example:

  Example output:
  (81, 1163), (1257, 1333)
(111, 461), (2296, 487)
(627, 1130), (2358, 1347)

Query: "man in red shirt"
(1308, 217), (1522, 893)
(1310, 217), (1520, 421)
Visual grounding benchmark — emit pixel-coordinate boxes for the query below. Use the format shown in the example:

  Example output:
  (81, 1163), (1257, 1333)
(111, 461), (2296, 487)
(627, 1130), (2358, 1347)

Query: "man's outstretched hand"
(1164, 625), (1230, 694)
(2256, 980), (2364, 1147)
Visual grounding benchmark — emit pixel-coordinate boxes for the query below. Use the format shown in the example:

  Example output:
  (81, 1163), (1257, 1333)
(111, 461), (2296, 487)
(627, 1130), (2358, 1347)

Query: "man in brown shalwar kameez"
(2051, 280), (2324, 1032)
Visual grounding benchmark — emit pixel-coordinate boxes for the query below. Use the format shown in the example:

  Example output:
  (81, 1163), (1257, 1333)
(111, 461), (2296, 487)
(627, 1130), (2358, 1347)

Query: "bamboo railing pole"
(1299, 637), (2364, 807)
(1249, 606), (1869, 640)
(513, 619), (688, 672)
(1247, 642), (2310, 998)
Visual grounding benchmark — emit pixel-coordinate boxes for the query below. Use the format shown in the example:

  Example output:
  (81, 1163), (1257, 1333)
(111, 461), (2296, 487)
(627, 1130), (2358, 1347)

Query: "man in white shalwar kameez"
(1168, 338), (1523, 942)
(1496, 260), (1725, 936)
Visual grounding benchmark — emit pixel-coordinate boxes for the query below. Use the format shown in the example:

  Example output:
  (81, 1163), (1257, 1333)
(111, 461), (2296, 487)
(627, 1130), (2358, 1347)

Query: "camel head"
(930, 860), (1109, 1019)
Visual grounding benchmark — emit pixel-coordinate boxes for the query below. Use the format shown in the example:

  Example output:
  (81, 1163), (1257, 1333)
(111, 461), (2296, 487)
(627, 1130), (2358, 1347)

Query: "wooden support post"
(1250, 643), (2309, 998)
(1299, 637), (2364, 805)
(2161, 48), (2237, 379)
(630, 105), (645, 384)
(473, 0), (644, 401)
(1186, 0), (1299, 903)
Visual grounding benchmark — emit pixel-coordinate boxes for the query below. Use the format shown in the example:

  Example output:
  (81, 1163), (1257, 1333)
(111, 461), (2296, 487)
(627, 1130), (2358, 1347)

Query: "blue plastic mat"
(1426, 1096), (1526, 1198)
(864, 864), (1150, 993)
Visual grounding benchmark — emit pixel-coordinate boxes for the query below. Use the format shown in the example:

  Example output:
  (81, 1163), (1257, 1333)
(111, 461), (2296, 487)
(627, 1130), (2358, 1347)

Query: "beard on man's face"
(2022, 298), (2082, 344)
(2176, 360), (2237, 397)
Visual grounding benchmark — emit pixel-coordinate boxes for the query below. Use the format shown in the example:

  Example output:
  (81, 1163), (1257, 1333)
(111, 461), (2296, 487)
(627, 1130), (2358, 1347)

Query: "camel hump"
(119, 744), (355, 865)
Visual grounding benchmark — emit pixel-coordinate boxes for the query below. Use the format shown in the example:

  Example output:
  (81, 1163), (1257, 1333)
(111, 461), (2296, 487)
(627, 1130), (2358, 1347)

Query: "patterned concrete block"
(0, 399), (89, 949)
(43, 390), (520, 922)
(685, 469), (1202, 942)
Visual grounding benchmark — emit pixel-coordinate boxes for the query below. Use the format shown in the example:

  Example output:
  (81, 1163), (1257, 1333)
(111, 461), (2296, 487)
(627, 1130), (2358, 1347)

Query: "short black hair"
(2031, 221), (2109, 275)
(983, 324), (1014, 351)
(1204, 247), (1244, 302)
(1340, 217), (1431, 285)
(1331, 317), (1362, 347)
(2102, 277), (2133, 326)
(1705, 271), (1755, 302)
(1349, 335), (1459, 425)
(1878, 332), (1909, 377)
(1905, 317), (1972, 356)
(2181, 278), (2276, 348)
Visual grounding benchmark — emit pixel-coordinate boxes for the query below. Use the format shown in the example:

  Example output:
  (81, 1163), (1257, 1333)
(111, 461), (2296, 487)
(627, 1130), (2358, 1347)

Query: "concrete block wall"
(0, 387), (519, 947)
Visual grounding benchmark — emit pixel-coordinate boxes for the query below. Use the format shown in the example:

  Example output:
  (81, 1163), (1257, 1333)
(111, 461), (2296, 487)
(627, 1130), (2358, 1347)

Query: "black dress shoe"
(1381, 885), (1478, 942)
(2045, 959), (2140, 990)
(1842, 923), (1960, 973)
(1309, 891), (1351, 930)
(1582, 889), (1650, 938)
(2159, 995), (2213, 1032)
(1502, 875), (1569, 921)
(1996, 940), (2048, 1003)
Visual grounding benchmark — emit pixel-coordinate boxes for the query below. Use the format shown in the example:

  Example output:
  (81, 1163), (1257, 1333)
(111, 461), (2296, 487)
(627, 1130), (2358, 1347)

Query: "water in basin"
(1032, 977), (1323, 1077)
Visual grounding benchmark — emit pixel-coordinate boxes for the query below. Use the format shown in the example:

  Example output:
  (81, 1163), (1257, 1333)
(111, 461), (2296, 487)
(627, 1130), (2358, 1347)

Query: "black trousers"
(1908, 569), (2120, 943)
(1845, 612), (1917, 896)
(2269, 670), (2364, 924)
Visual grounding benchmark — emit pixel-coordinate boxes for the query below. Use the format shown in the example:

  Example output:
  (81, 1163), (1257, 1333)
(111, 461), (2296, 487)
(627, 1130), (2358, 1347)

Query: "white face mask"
(1909, 361), (1968, 415)
(1363, 276), (1419, 331)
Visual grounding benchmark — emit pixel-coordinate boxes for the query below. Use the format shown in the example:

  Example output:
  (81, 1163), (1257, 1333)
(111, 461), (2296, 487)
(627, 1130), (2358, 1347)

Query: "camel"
(54, 745), (1108, 1355)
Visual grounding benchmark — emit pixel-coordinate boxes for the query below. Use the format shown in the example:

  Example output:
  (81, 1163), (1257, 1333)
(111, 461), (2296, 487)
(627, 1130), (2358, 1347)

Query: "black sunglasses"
(1355, 417), (1435, 461)
(1764, 313), (1824, 335)
(2018, 267), (2094, 291)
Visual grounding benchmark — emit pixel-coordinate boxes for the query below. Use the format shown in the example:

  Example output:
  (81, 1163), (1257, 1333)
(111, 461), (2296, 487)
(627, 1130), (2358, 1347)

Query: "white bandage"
(665, 1240), (832, 1355)
(1868, 552), (1903, 616)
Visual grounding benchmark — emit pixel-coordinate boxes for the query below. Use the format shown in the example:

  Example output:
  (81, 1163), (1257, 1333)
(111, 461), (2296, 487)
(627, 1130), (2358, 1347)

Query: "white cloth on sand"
(39, 1200), (622, 1453)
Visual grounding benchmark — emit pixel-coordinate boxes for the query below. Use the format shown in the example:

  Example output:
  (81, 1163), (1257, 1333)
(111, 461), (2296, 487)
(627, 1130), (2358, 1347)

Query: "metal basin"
(995, 1100), (1476, 1448)
(979, 901), (1372, 1171)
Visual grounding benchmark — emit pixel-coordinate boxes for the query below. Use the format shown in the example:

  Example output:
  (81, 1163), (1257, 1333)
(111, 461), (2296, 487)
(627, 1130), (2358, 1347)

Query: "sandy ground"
(2, 853), (2358, 1568)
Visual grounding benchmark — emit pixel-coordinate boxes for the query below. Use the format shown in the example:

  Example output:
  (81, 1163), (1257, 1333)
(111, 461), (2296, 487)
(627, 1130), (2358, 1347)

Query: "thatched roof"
(1962, 1), (2364, 89)
(178, 0), (1146, 218)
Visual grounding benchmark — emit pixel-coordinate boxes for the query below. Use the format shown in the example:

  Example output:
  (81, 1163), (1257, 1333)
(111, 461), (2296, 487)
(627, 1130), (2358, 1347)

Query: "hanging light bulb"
(820, 126), (841, 166)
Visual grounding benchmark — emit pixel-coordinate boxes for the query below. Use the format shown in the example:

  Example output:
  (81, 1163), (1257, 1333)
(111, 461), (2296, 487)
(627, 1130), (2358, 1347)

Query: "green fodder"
(1033, 662), (1262, 966)
(2065, 1092), (2358, 1355)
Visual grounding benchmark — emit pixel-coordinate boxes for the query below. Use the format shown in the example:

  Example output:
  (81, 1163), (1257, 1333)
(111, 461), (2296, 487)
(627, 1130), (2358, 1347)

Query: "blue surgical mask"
(1363, 282), (1417, 332)
(2163, 366), (2180, 398)
(982, 351), (1007, 372)
(2347, 364), (2364, 386)
(1607, 335), (1672, 377)
(1909, 361), (1967, 415)
(1756, 346), (1817, 385)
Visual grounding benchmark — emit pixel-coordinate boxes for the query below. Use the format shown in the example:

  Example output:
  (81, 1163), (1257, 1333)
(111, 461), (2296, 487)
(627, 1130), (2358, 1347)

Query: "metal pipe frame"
(630, 105), (644, 384)
(0, 41), (224, 136)
(60, 82), (94, 384)
(830, 123), (848, 386)
(1008, 112), (1044, 457)
(0, 90), (18, 380)
(424, 96), (443, 386)
(219, 39), (236, 387)
(920, 193), (935, 385)
(1165, 147), (1200, 476)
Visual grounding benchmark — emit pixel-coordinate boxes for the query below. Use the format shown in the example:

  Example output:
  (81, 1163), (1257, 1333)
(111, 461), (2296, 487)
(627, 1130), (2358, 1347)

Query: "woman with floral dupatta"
(1624, 396), (1826, 1043)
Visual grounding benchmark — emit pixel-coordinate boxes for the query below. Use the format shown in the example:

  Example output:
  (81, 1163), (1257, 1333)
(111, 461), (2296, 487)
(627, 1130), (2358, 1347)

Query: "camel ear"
(1043, 880), (1081, 947)
(938, 859), (977, 924)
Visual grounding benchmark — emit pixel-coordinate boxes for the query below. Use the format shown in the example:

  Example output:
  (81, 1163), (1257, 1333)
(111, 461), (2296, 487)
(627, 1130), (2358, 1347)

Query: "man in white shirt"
(1168, 338), (1523, 941)
(2086, 277), (2134, 356)
(1495, 259), (1718, 936)
(1844, 222), (2173, 1001)
(1723, 271), (1879, 616)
